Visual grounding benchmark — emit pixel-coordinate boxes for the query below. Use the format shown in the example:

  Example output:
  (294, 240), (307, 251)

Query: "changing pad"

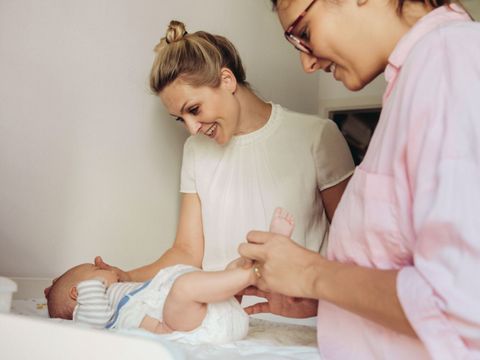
(11, 298), (320, 359)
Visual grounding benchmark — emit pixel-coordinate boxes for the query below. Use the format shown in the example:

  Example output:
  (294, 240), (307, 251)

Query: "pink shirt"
(318, 5), (480, 359)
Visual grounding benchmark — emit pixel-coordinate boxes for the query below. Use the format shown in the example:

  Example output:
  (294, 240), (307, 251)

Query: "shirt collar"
(385, 4), (471, 83)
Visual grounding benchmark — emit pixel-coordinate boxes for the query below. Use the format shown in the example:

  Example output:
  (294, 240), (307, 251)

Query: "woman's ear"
(69, 286), (78, 301)
(220, 68), (238, 94)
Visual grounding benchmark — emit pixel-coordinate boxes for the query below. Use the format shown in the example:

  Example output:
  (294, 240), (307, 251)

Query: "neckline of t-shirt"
(229, 103), (281, 146)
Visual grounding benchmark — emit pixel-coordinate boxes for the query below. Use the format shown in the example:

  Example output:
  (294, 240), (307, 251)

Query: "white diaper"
(112, 264), (249, 344)
(165, 296), (249, 345)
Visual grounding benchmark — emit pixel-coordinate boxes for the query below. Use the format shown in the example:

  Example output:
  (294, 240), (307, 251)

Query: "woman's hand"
(94, 256), (131, 282)
(238, 231), (322, 299)
(240, 232), (417, 337)
(226, 257), (254, 304)
(241, 287), (318, 318)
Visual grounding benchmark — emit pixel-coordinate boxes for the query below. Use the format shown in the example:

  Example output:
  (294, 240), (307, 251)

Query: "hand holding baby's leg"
(247, 208), (295, 289)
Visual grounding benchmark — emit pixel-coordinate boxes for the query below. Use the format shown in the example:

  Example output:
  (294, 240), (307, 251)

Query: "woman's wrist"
(302, 252), (329, 299)
(302, 252), (348, 301)
(113, 267), (131, 282)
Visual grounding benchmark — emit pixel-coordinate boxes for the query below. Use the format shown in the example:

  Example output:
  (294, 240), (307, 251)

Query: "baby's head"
(46, 263), (119, 319)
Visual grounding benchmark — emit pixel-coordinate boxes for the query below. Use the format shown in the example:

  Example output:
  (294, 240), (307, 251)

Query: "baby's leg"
(162, 283), (207, 332)
(139, 315), (174, 334)
(163, 268), (254, 332)
(270, 207), (295, 237)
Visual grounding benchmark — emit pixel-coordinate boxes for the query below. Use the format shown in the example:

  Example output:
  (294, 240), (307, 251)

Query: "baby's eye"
(175, 117), (185, 123)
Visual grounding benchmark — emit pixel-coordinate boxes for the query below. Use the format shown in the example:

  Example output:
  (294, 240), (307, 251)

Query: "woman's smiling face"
(276, 0), (391, 91)
(159, 73), (240, 145)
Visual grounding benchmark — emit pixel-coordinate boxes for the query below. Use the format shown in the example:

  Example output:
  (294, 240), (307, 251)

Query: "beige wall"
(464, 0), (480, 20)
(0, 0), (319, 278)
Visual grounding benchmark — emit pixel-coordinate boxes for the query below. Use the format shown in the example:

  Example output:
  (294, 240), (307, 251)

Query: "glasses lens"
(285, 33), (311, 54)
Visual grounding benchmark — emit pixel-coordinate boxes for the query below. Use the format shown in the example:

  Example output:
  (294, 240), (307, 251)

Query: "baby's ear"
(69, 286), (78, 301)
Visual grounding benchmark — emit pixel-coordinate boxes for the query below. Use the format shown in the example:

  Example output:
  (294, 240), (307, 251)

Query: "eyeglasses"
(284, 0), (318, 54)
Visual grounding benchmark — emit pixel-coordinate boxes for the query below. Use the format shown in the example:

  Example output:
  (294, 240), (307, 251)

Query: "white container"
(0, 277), (17, 313)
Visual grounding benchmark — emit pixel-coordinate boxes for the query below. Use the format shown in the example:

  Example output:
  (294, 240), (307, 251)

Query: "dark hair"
(270, 0), (454, 14)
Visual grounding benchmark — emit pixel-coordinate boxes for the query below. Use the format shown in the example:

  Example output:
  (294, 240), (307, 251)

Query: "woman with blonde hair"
(239, 0), (480, 358)
(93, 20), (354, 318)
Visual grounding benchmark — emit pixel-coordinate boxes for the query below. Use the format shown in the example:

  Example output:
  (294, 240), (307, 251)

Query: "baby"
(46, 208), (295, 344)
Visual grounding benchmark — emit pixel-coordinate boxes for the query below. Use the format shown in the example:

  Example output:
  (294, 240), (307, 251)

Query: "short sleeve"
(314, 119), (355, 191)
(180, 137), (197, 193)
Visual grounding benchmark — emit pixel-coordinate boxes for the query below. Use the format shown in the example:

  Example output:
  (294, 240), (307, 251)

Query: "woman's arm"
(239, 232), (416, 337)
(314, 119), (355, 223)
(96, 193), (205, 282)
(240, 287), (318, 318)
(320, 177), (350, 222)
(307, 253), (415, 337)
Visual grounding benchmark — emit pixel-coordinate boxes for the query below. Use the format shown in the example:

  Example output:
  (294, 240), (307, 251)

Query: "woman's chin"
(344, 71), (383, 92)
(211, 133), (226, 145)
(342, 77), (368, 92)
(216, 137), (228, 145)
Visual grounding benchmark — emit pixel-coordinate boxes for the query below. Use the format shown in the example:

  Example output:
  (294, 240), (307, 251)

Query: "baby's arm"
(162, 267), (255, 332)
(74, 279), (114, 327)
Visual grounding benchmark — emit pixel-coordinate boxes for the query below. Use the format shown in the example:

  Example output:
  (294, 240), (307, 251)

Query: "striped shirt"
(73, 279), (142, 328)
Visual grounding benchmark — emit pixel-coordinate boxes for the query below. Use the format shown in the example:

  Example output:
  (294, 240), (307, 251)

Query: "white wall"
(0, 0), (319, 278)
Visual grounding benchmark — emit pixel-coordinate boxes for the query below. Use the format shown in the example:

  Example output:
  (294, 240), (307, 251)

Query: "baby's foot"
(269, 207), (295, 237)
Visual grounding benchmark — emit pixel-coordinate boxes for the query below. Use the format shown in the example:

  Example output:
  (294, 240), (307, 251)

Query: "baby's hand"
(91, 276), (118, 288)
(226, 257), (253, 270)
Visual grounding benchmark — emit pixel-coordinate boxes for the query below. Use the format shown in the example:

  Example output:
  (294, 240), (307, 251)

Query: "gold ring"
(253, 266), (262, 278)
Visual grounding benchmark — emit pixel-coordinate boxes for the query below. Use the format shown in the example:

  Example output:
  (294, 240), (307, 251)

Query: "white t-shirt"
(181, 103), (354, 271)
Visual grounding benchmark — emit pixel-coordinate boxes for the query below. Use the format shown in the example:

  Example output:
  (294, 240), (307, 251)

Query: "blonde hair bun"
(150, 20), (248, 94)
(165, 20), (187, 44)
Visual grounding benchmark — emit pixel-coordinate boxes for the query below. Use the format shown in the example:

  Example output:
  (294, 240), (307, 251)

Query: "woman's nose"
(184, 118), (201, 135)
(300, 52), (320, 73)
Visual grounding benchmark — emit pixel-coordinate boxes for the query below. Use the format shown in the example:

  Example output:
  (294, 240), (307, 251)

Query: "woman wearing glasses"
(240, 0), (480, 358)
(91, 20), (354, 318)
